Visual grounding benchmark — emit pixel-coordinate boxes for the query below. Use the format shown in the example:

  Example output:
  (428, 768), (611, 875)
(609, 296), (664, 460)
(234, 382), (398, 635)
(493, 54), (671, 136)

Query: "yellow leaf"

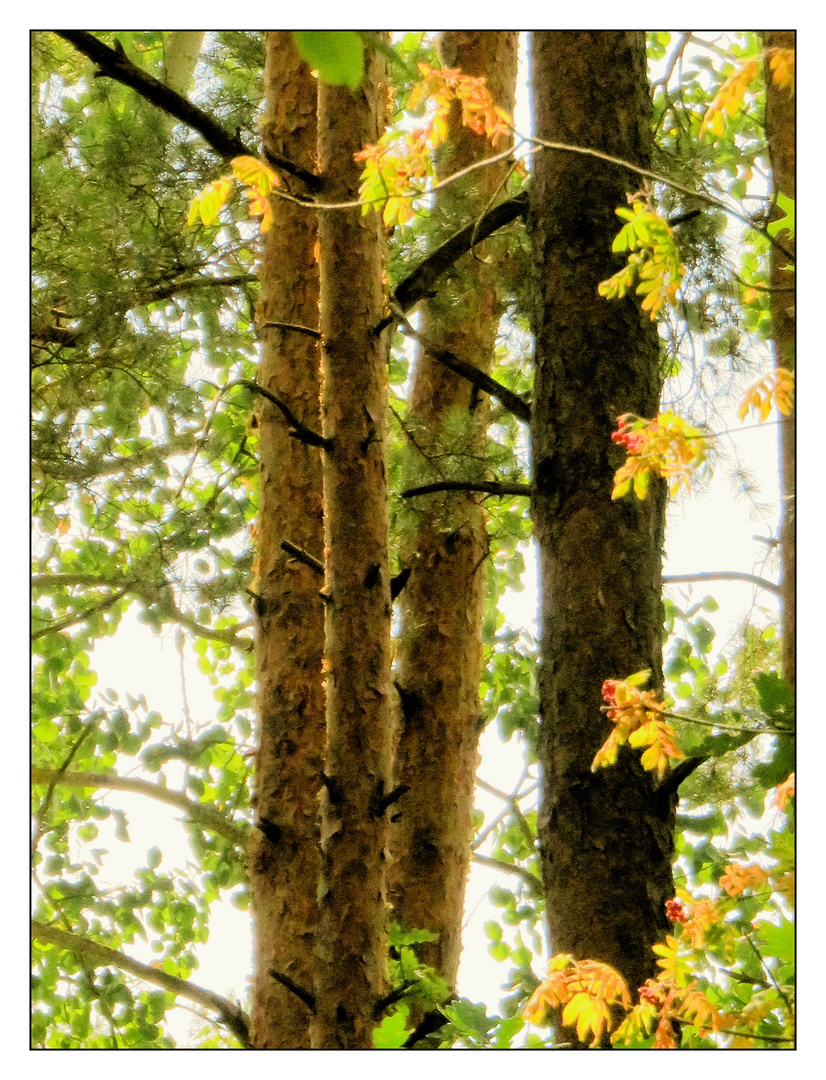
(563, 993), (611, 1047)
(231, 155), (279, 194)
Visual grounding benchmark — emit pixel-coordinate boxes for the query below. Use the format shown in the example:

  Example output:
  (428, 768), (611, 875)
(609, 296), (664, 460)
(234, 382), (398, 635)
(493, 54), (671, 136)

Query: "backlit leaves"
(738, 367), (794, 422)
(592, 672), (684, 777)
(356, 63), (513, 227)
(598, 200), (685, 319)
(187, 157), (279, 233)
(524, 956), (630, 1046)
(611, 412), (710, 500)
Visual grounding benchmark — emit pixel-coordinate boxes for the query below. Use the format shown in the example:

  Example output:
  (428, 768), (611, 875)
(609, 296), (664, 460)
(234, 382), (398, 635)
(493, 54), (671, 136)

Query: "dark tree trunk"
(763, 30), (795, 687)
(311, 41), (393, 1049)
(529, 31), (676, 1011)
(389, 30), (519, 990)
(248, 32), (321, 1049)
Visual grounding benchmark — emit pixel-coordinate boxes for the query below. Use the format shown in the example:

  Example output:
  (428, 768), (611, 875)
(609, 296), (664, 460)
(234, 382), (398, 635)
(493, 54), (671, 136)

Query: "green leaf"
(373, 1005), (410, 1048)
(293, 31), (364, 89)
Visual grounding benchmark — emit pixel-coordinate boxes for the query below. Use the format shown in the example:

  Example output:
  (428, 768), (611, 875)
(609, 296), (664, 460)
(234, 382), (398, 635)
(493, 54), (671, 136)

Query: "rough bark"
(390, 31), (519, 989)
(529, 31), (675, 1011)
(311, 43), (392, 1049)
(247, 33), (322, 1049)
(763, 30), (795, 686)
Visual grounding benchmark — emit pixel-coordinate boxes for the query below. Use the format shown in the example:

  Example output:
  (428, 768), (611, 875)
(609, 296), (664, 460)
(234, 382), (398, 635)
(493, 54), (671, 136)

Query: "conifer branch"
(380, 190), (528, 329)
(280, 540), (325, 575)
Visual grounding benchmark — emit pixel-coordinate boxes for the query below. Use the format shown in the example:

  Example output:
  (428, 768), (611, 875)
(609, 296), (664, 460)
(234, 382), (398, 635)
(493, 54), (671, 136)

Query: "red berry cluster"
(611, 417), (645, 454)
(638, 984), (661, 1006)
(602, 679), (619, 703)
(665, 898), (687, 924)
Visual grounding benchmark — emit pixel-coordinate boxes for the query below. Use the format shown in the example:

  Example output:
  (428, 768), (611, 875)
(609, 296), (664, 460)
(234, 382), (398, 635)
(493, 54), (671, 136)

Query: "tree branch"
(280, 539), (325, 575)
(30, 768), (248, 847)
(56, 31), (320, 191)
(402, 480), (531, 499)
(31, 576), (253, 652)
(470, 853), (543, 897)
(33, 434), (199, 482)
(663, 571), (780, 596)
(522, 131), (795, 262)
(32, 920), (251, 1046)
(226, 379), (331, 450)
(379, 190), (528, 330)
(31, 587), (129, 641)
(391, 305), (532, 423)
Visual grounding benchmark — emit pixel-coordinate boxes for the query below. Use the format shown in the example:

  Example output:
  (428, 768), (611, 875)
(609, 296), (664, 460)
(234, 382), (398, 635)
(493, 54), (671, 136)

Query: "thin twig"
(663, 571), (780, 596)
(32, 716), (99, 858)
(470, 853), (543, 897)
(522, 131), (795, 262)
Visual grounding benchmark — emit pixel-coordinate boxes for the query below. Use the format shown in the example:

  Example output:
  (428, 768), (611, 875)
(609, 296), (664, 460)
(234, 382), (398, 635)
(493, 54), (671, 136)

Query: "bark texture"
(311, 44), (392, 1049)
(390, 31), (518, 988)
(529, 31), (675, 1008)
(763, 30), (795, 686)
(248, 33), (321, 1049)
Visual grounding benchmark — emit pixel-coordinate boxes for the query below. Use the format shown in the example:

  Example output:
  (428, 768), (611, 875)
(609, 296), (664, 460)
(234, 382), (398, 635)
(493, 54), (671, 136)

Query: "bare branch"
(32, 920), (251, 1046)
(280, 540), (324, 575)
(31, 768), (249, 847)
(470, 853), (543, 897)
(391, 305), (531, 423)
(402, 480), (531, 499)
(56, 32), (320, 191)
(381, 190), (528, 328)
(227, 379), (331, 450)
(258, 320), (321, 339)
(663, 571), (780, 596)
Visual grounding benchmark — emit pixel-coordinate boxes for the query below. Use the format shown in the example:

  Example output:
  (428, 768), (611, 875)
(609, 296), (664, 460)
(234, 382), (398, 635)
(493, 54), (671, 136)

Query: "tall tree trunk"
(763, 30), (795, 686)
(247, 33), (321, 1049)
(529, 31), (675, 1010)
(311, 41), (392, 1049)
(390, 31), (518, 989)
(162, 32), (205, 95)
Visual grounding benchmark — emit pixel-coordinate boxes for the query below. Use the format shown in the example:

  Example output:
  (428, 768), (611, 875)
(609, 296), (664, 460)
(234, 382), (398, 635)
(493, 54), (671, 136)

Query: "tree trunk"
(529, 31), (675, 1011)
(763, 30), (795, 686)
(390, 31), (518, 990)
(311, 41), (392, 1049)
(247, 33), (322, 1049)
(162, 32), (205, 95)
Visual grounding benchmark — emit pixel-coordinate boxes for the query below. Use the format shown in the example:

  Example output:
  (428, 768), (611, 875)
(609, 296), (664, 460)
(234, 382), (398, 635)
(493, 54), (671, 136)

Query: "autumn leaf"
(738, 367), (795, 422)
(700, 59), (760, 139)
(187, 176), (233, 227)
(767, 46), (795, 91)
